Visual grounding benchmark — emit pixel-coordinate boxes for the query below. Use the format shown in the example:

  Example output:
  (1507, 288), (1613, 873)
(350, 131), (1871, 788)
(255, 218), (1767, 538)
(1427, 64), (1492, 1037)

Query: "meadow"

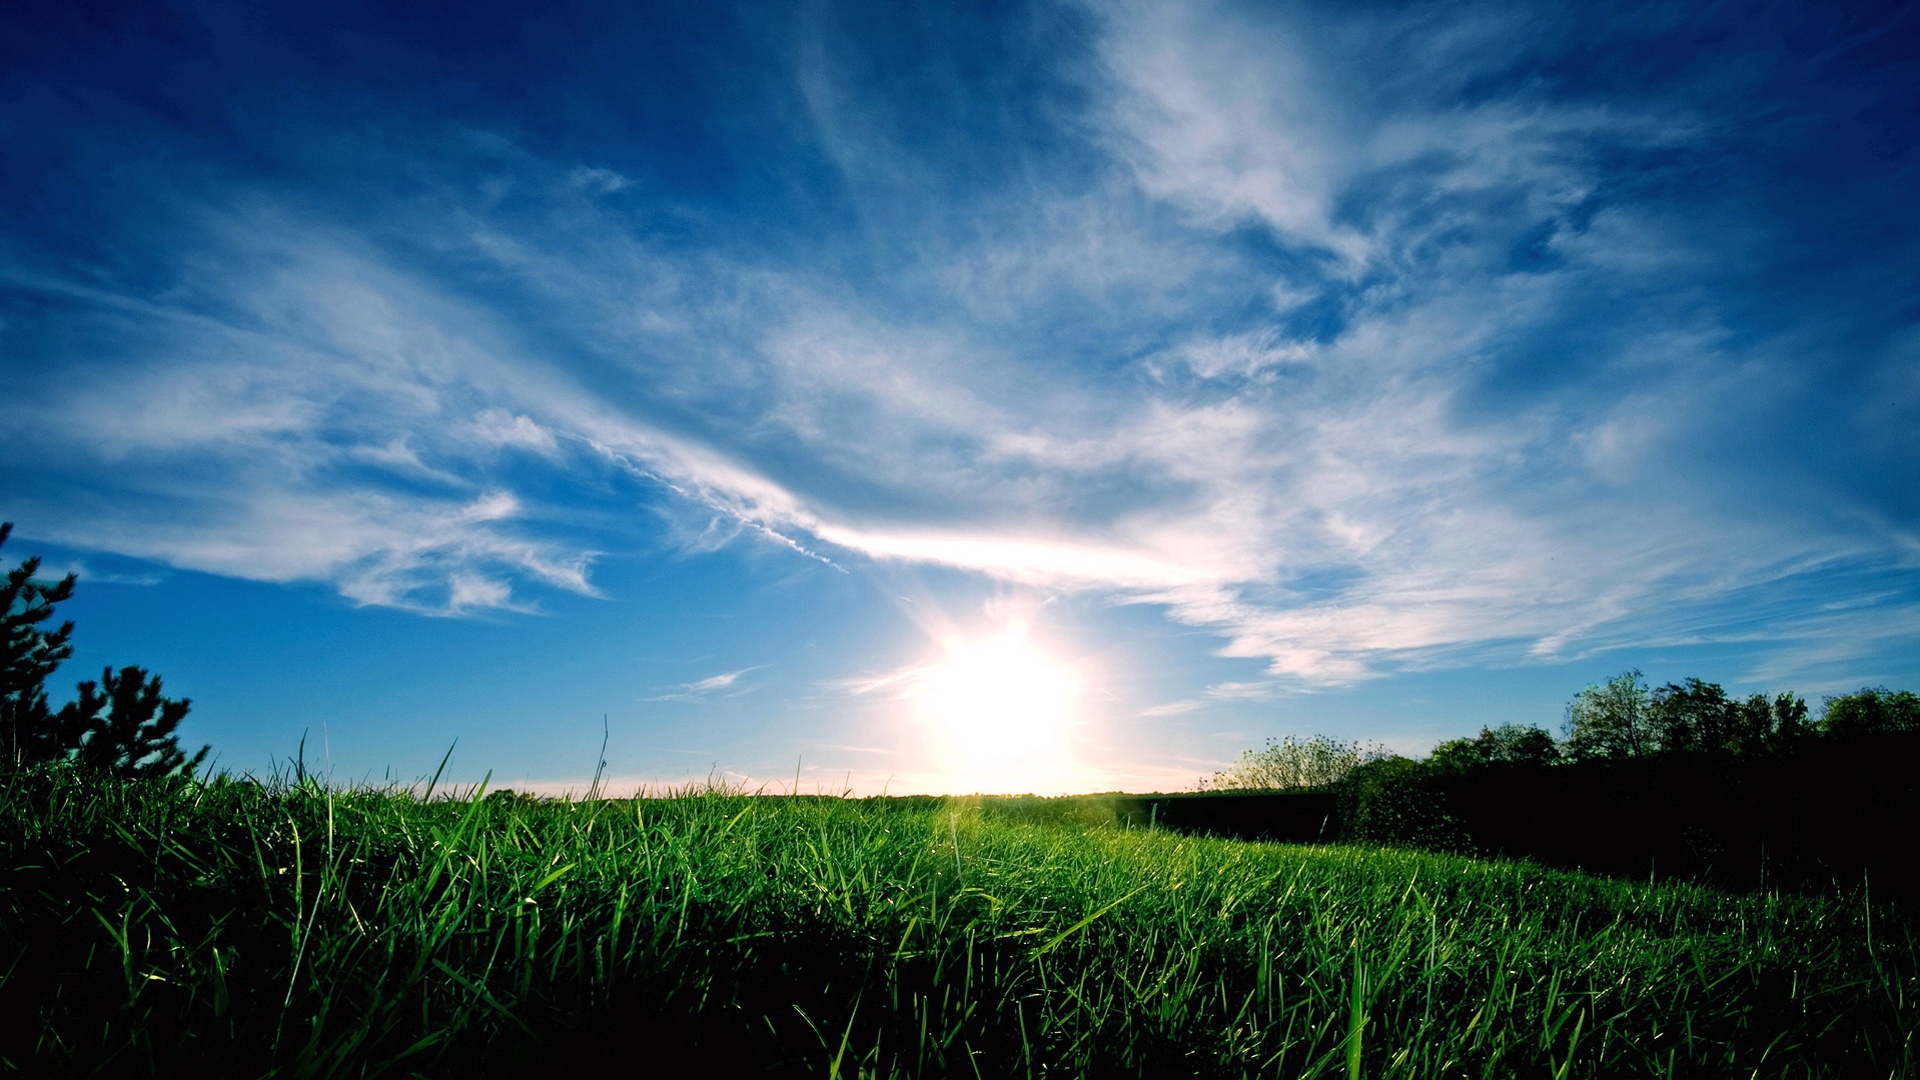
(2, 766), (1914, 1078)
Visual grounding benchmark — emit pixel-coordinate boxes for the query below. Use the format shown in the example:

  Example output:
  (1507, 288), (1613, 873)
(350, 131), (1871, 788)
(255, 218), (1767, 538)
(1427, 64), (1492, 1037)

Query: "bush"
(1338, 756), (1465, 850)
(1204, 733), (1373, 791)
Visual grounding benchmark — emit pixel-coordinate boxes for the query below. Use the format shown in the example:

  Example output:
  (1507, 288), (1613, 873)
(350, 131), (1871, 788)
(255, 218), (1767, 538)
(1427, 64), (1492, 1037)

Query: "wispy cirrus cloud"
(644, 668), (766, 703)
(2, 0), (1914, 692)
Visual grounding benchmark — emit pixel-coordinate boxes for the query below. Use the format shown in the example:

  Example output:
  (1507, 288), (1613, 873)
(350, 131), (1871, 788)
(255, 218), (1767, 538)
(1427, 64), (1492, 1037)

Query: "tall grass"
(2, 765), (1913, 1077)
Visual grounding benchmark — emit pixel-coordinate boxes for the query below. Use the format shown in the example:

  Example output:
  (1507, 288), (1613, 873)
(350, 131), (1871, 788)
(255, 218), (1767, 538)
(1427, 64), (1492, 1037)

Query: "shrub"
(1204, 733), (1373, 790)
(1338, 755), (1465, 849)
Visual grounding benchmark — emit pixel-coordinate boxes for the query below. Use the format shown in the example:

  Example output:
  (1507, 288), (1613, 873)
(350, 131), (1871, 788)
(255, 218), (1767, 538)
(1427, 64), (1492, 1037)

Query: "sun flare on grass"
(912, 619), (1083, 793)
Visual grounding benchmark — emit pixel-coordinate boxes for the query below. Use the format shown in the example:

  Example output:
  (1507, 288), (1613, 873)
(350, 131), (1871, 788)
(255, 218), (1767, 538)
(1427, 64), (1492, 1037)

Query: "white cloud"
(13, 186), (1848, 673)
(1159, 329), (1315, 381)
(811, 526), (1217, 591)
(7, 14), (1912, 691)
(1086, 0), (1694, 281)
(0, 216), (614, 615)
(644, 667), (765, 702)
(1091, 0), (1364, 263)
(473, 409), (561, 458)
(567, 165), (631, 194)
(1204, 681), (1276, 700)
(1137, 700), (1205, 717)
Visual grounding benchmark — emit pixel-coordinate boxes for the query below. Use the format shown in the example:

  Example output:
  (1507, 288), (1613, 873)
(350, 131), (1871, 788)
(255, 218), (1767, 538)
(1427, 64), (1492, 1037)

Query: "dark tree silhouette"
(1741, 690), (1811, 752)
(1429, 724), (1559, 771)
(1597, 678), (1812, 757)
(1820, 687), (1920, 739)
(1649, 678), (1737, 754)
(56, 665), (209, 779)
(1, 522), (77, 768)
(1, 522), (208, 779)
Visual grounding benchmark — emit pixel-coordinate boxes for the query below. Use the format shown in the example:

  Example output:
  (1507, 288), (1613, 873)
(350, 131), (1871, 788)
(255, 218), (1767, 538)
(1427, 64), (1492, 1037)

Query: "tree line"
(0, 523), (207, 778)
(1208, 670), (1918, 792)
(1191, 670), (1920, 899)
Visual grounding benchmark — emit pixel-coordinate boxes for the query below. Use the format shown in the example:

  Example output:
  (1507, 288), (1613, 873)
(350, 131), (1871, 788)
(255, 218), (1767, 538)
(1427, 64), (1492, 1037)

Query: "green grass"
(2, 766), (1914, 1077)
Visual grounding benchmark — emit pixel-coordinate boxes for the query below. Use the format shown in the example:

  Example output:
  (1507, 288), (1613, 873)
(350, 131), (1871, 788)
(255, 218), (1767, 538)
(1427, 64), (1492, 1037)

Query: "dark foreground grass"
(2, 767), (1914, 1077)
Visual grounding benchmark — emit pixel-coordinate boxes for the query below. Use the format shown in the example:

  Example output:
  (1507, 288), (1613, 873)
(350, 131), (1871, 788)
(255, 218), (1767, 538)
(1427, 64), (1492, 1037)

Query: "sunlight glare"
(912, 619), (1083, 793)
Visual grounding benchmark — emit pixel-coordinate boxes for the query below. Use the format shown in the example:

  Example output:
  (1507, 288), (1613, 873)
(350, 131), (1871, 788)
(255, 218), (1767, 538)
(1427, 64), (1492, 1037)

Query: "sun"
(912, 619), (1082, 793)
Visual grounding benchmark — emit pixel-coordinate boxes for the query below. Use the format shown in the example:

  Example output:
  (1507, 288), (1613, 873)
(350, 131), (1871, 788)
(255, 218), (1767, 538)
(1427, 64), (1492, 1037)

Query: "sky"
(2, 0), (1916, 795)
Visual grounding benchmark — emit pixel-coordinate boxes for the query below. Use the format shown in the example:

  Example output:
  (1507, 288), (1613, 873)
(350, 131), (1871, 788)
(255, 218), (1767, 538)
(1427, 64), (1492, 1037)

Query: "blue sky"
(3, 0), (1916, 794)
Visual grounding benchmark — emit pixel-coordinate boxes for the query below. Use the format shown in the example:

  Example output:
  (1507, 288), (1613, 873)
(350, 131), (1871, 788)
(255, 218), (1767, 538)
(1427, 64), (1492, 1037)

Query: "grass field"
(2, 766), (1915, 1077)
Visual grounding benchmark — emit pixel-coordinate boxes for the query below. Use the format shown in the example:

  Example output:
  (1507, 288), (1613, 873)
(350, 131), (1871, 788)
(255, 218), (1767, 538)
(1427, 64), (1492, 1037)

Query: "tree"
(1820, 688), (1920, 740)
(1, 522), (77, 769)
(56, 665), (208, 779)
(1206, 734), (1373, 790)
(1648, 678), (1737, 754)
(1563, 670), (1653, 760)
(0, 522), (208, 779)
(1491, 724), (1561, 765)
(1429, 723), (1559, 772)
(1736, 690), (1811, 753)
